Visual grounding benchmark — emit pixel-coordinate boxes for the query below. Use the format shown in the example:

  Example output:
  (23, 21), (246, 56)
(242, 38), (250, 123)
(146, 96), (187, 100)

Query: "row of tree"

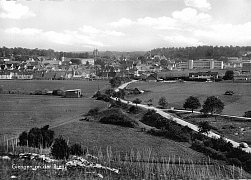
(0, 46), (90, 59)
(184, 96), (224, 115)
(19, 125), (54, 148)
(156, 95), (224, 116)
(19, 125), (84, 160)
(148, 46), (251, 60)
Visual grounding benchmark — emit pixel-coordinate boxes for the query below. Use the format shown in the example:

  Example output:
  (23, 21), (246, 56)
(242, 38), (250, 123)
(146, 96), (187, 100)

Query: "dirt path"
(49, 114), (82, 129)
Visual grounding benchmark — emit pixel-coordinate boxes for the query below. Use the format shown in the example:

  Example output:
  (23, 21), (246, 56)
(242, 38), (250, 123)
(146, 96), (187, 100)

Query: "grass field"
(0, 80), (109, 139)
(0, 94), (107, 139)
(52, 120), (207, 162)
(0, 80), (206, 162)
(126, 81), (251, 116)
(0, 79), (109, 97)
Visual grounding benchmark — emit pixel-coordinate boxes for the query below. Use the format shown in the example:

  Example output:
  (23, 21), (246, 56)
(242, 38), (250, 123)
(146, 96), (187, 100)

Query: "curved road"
(114, 80), (251, 153)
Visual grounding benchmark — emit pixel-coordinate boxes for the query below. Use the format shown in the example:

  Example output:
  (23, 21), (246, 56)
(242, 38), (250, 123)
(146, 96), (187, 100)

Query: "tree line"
(148, 46), (251, 60)
(0, 46), (90, 59)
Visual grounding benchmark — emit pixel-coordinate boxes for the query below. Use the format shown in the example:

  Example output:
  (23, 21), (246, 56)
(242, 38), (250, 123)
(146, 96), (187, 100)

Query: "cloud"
(6, 27), (42, 36)
(110, 8), (211, 31)
(137, 16), (177, 30)
(194, 22), (251, 45)
(172, 8), (211, 24)
(0, 0), (35, 19)
(79, 25), (125, 36)
(184, 0), (211, 10)
(163, 35), (204, 46)
(44, 30), (104, 47)
(4, 25), (125, 48)
(110, 18), (134, 28)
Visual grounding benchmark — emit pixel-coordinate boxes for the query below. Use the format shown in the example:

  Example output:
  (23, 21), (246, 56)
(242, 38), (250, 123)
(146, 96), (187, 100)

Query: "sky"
(1, 0), (251, 52)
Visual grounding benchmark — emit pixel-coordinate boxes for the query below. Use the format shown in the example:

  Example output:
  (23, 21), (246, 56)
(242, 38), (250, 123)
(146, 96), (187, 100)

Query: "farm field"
(0, 80), (109, 97)
(0, 94), (107, 139)
(126, 81), (251, 116)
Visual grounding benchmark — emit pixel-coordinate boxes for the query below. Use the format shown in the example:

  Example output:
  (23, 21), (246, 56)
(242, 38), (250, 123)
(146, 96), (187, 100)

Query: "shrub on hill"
(191, 140), (226, 161)
(51, 136), (69, 160)
(128, 105), (138, 114)
(87, 107), (100, 116)
(227, 158), (242, 167)
(244, 111), (251, 118)
(142, 110), (192, 142)
(141, 109), (251, 173)
(70, 143), (84, 156)
(95, 93), (110, 102)
(99, 114), (136, 128)
(190, 134), (251, 173)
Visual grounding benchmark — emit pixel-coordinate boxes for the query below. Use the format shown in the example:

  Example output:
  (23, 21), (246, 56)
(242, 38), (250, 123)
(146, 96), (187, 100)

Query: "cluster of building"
(0, 56), (96, 80)
(176, 59), (223, 70)
(0, 50), (251, 82)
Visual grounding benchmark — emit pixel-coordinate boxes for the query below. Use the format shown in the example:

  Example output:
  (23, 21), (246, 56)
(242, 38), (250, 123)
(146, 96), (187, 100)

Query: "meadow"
(126, 81), (251, 116)
(0, 94), (107, 139)
(0, 80), (109, 139)
(0, 79), (109, 97)
(0, 80), (205, 162)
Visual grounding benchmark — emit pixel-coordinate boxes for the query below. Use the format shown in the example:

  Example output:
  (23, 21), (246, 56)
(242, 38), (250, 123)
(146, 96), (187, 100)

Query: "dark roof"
(189, 71), (218, 76)
(146, 74), (158, 80)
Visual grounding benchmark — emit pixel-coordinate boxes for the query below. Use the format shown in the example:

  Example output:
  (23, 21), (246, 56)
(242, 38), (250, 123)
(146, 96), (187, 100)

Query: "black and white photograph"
(0, 0), (251, 179)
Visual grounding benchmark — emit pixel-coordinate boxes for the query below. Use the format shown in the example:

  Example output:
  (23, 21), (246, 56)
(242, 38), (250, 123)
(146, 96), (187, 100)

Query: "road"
(114, 80), (251, 153)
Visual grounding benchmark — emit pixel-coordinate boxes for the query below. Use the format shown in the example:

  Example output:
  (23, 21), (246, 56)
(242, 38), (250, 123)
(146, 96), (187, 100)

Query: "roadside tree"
(201, 96), (224, 116)
(133, 98), (142, 107)
(244, 111), (251, 118)
(158, 97), (168, 109)
(198, 121), (211, 134)
(183, 96), (201, 113)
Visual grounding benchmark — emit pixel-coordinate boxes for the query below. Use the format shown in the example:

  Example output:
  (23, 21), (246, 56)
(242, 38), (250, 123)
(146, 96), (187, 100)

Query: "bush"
(51, 136), (69, 160)
(244, 111), (251, 118)
(52, 89), (65, 96)
(132, 98), (142, 106)
(96, 94), (110, 102)
(227, 158), (242, 167)
(245, 160), (251, 173)
(70, 143), (84, 156)
(198, 121), (212, 134)
(87, 107), (99, 116)
(143, 111), (192, 142)
(100, 114), (135, 128)
(158, 97), (168, 108)
(34, 90), (43, 95)
(128, 106), (138, 114)
(191, 141), (226, 161)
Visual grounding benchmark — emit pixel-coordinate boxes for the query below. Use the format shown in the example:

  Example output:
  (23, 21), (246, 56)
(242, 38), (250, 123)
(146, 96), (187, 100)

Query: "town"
(0, 46), (251, 82)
